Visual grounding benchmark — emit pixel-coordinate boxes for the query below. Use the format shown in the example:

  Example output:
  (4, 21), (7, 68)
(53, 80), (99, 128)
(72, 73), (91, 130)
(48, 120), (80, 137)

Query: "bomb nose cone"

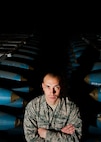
(21, 76), (27, 81)
(29, 87), (34, 92)
(29, 66), (34, 70)
(84, 75), (89, 83)
(11, 92), (20, 102)
(15, 118), (22, 127)
(23, 100), (28, 107)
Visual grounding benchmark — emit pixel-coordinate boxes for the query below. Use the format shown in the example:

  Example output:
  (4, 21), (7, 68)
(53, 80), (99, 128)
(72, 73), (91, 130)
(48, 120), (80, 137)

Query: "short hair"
(42, 68), (63, 81)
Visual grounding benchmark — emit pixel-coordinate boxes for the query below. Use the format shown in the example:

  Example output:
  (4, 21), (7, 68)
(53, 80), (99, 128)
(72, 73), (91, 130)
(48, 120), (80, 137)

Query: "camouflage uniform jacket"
(23, 95), (82, 142)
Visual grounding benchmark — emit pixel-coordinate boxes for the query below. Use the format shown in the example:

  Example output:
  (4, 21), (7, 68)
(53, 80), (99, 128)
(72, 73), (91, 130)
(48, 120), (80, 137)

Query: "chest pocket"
(37, 115), (49, 128)
(54, 114), (68, 130)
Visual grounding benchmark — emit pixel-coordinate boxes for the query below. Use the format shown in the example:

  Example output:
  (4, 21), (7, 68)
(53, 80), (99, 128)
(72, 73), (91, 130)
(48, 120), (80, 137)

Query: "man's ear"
(42, 83), (45, 93)
(42, 82), (44, 89)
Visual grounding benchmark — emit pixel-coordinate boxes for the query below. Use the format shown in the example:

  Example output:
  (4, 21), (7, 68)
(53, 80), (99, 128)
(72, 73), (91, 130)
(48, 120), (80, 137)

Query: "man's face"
(42, 74), (61, 105)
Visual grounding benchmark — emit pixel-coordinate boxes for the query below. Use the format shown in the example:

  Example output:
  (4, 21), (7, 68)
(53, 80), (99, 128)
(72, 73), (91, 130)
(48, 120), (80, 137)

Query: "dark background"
(0, 2), (100, 38)
(0, 3), (101, 141)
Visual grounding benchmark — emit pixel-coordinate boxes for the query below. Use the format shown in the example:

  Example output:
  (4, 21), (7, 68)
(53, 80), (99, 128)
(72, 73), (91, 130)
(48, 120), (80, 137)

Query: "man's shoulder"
(27, 95), (44, 105)
(30, 95), (43, 101)
(25, 95), (42, 110)
(62, 97), (76, 106)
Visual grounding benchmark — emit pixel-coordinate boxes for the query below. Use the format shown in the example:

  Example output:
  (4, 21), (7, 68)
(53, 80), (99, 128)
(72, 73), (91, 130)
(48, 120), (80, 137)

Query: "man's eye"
(55, 86), (60, 89)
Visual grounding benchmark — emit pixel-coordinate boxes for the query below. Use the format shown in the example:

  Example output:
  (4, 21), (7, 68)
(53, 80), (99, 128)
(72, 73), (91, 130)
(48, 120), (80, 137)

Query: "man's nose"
(50, 88), (56, 94)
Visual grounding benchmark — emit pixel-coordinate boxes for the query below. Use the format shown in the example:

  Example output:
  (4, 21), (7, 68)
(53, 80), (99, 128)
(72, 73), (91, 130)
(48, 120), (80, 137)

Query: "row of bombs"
(0, 33), (41, 138)
(66, 36), (101, 138)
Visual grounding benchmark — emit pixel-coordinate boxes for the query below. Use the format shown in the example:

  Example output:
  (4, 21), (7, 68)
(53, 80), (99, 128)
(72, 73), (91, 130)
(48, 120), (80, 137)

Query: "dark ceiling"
(0, 3), (101, 39)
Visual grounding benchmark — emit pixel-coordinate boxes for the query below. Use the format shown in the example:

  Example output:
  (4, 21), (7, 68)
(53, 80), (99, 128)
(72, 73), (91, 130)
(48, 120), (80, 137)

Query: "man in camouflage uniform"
(23, 71), (82, 142)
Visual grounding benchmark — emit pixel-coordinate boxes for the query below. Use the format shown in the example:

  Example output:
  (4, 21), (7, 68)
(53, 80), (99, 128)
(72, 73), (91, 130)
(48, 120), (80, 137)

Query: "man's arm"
(23, 102), (45, 142)
(41, 103), (82, 142)
(38, 124), (75, 138)
(61, 124), (75, 134)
